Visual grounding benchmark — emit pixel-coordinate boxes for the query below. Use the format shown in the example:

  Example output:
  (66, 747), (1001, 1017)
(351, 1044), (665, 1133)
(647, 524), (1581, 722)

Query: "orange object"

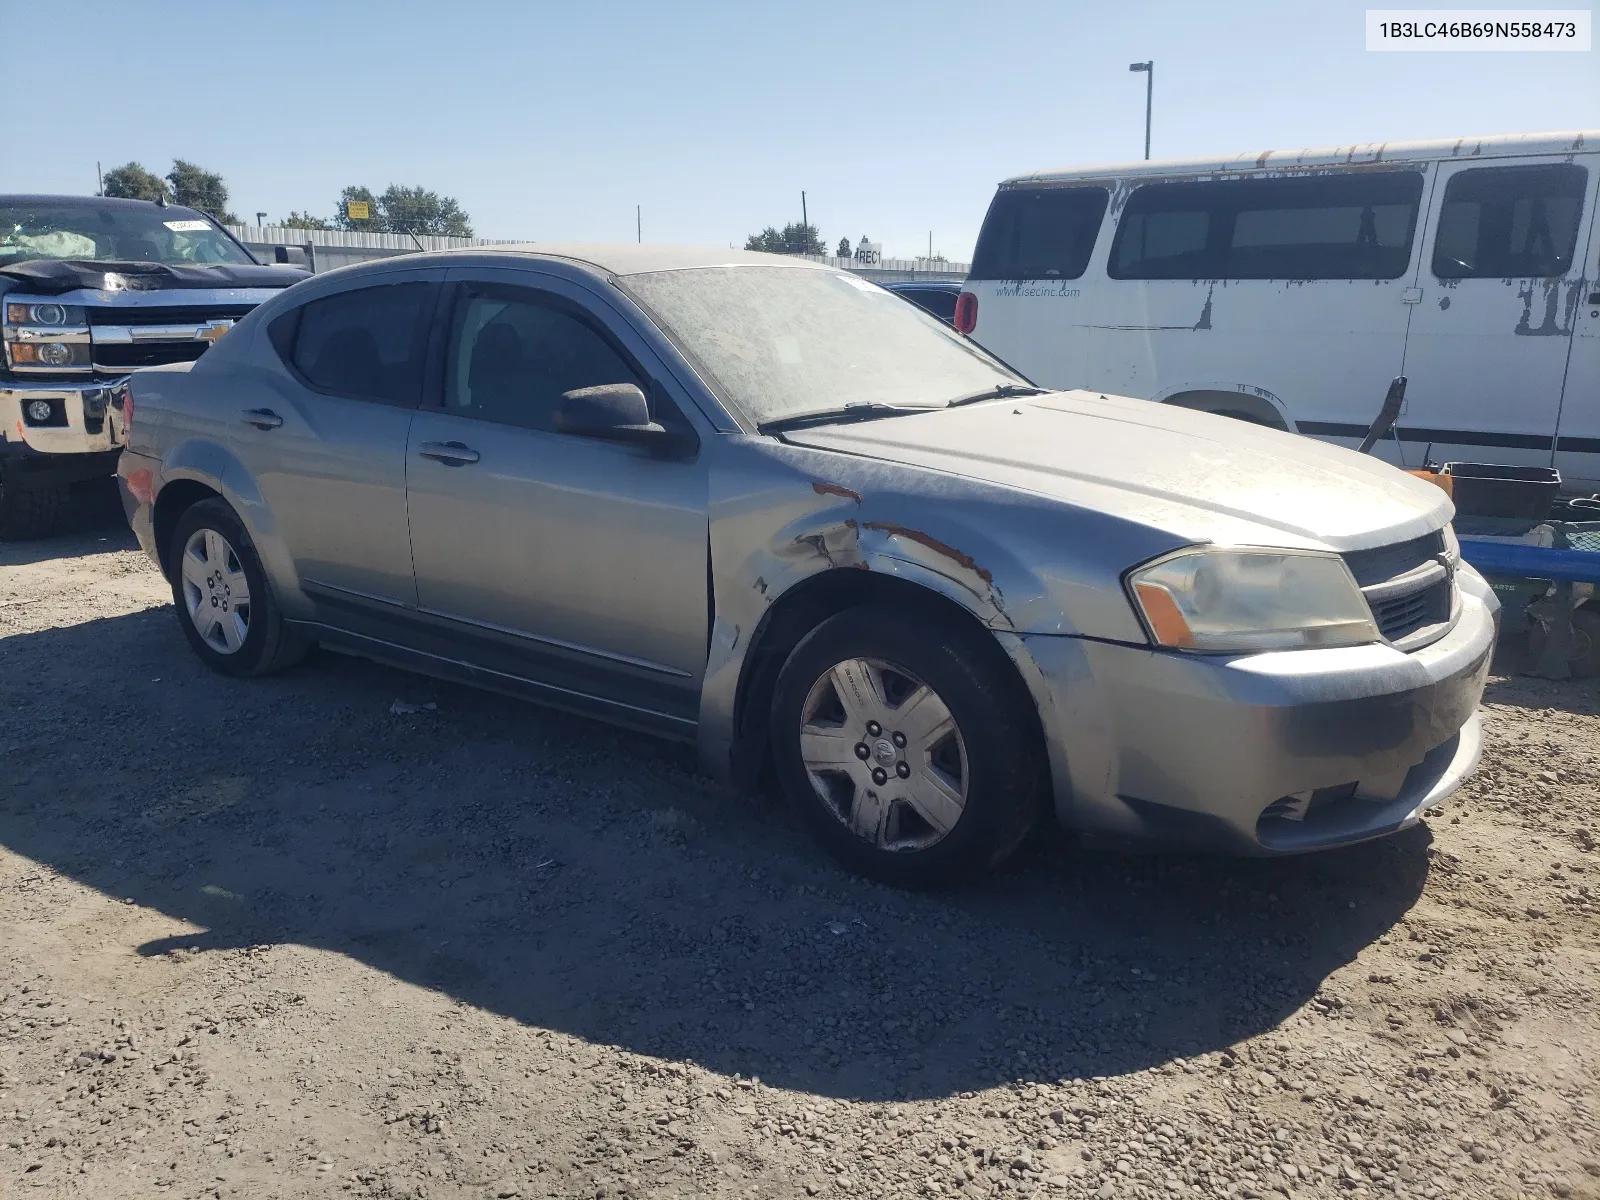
(1135, 583), (1196, 647)
(1406, 469), (1453, 498)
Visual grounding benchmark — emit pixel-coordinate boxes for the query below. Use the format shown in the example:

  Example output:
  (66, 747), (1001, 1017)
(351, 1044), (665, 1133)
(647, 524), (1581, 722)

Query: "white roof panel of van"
(1004, 130), (1598, 186)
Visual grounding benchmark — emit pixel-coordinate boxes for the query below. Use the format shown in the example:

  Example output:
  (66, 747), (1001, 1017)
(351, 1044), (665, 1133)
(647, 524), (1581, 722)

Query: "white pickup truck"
(0, 194), (306, 538)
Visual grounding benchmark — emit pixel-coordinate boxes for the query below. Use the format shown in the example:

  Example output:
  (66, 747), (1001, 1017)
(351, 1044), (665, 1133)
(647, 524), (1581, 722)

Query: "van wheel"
(770, 604), (1045, 889)
(0, 483), (67, 540)
(168, 498), (307, 678)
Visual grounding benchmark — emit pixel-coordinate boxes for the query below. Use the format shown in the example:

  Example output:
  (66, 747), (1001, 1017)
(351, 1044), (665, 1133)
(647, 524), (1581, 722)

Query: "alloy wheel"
(180, 527), (252, 655)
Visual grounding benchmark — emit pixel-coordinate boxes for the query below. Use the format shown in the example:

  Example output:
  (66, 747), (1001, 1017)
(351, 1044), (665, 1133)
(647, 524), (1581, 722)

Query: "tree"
(166, 160), (237, 223)
(744, 222), (826, 256)
(837, 236), (852, 258)
(334, 186), (382, 232)
(102, 162), (170, 204)
(282, 211), (331, 230)
(334, 184), (473, 237)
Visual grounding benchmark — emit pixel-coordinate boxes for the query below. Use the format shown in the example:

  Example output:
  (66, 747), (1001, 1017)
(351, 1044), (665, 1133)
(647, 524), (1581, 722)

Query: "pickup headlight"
(5, 303), (86, 326)
(1128, 547), (1378, 653)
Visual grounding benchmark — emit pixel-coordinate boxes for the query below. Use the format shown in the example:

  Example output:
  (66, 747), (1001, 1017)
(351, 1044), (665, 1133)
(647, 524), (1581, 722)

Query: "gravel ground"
(0, 486), (1597, 1200)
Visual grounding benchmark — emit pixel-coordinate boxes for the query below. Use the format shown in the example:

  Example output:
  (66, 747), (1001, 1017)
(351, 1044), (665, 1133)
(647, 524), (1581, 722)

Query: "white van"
(959, 131), (1600, 490)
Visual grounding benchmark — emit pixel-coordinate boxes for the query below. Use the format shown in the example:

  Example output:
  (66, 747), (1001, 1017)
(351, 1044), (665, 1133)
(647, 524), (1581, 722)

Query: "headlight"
(1127, 547), (1378, 653)
(4, 303), (86, 326)
(8, 340), (90, 368)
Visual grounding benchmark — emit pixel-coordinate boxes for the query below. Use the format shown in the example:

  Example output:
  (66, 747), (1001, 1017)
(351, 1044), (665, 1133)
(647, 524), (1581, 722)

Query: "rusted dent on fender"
(811, 480), (862, 503)
(859, 521), (994, 586)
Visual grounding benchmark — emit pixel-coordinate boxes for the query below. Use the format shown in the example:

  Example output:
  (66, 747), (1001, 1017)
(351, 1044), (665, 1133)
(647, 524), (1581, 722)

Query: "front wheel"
(770, 604), (1045, 888)
(168, 498), (307, 677)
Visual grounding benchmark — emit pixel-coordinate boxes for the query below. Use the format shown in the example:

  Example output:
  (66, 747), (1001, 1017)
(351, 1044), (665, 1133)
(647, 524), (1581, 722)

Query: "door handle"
(417, 440), (481, 466)
(239, 408), (283, 430)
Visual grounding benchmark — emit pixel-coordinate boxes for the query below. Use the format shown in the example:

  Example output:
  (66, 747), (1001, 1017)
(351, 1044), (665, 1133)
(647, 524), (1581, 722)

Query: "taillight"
(953, 291), (977, 335)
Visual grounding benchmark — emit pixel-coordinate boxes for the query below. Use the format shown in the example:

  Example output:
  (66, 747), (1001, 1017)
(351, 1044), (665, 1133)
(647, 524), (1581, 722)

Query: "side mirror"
(555, 383), (662, 443)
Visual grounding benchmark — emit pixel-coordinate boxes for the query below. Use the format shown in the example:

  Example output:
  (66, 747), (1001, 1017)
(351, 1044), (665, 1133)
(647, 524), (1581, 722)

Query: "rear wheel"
(168, 498), (307, 677)
(770, 604), (1044, 888)
(0, 483), (67, 540)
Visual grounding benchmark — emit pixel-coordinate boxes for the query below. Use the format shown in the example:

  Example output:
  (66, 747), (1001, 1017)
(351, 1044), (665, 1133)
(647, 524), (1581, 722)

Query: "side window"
(969, 187), (1110, 280)
(916, 289), (959, 322)
(1433, 164), (1588, 279)
(1110, 171), (1423, 280)
(443, 289), (644, 433)
(287, 282), (432, 405)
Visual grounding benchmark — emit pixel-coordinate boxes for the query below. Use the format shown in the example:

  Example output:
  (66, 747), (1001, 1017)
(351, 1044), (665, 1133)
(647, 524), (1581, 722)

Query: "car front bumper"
(1012, 565), (1499, 854)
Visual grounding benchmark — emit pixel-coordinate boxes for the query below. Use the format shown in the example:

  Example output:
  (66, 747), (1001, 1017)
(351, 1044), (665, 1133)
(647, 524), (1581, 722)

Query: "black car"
(881, 279), (962, 325)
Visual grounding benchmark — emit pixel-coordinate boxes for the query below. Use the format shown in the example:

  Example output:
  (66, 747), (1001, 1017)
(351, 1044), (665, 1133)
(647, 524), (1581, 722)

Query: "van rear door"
(1399, 156), (1593, 473)
(1552, 164), (1600, 491)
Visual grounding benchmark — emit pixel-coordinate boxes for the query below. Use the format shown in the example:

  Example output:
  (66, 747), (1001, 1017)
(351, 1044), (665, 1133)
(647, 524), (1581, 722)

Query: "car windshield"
(620, 265), (1025, 425)
(0, 201), (254, 267)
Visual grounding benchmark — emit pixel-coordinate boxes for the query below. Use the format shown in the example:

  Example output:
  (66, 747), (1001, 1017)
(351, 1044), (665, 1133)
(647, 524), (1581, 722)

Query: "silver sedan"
(117, 246), (1497, 887)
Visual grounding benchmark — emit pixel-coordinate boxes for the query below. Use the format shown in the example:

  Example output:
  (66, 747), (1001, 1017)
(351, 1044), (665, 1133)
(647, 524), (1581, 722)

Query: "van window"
(1432, 164), (1588, 279)
(969, 187), (1110, 281)
(1109, 171), (1424, 280)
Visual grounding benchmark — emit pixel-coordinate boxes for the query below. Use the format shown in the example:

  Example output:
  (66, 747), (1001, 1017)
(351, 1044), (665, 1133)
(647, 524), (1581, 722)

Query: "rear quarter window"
(1432, 163), (1588, 278)
(284, 282), (433, 406)
(969, 187), (1110, 281)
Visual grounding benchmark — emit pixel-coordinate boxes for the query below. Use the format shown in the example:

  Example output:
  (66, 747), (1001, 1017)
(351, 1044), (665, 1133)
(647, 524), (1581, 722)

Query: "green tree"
(837, 236), (852, 258)
(744, 222), (825, 255)
(379, 184), (473, 237)
(102, 162), (170, 204)
(282, 211), (331, 230)
(166, 160), (237, 223)
(334, 186), (381, 232)
(334, 184), (472, 237)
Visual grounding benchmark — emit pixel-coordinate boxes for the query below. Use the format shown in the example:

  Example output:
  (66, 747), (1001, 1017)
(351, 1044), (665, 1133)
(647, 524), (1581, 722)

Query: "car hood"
(778, 389), (1454, 553)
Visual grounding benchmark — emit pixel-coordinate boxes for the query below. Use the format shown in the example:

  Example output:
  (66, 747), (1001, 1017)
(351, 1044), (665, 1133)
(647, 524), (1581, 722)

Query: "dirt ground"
(1, 484), (1597, 1200)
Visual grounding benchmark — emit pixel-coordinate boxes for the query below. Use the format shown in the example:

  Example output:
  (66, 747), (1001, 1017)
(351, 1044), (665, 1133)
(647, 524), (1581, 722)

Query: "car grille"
(86, 304), (259, 327)
(92, 342), (211, 370)
(85, 303), (264, 373)
(1341, 531), (1455, 650)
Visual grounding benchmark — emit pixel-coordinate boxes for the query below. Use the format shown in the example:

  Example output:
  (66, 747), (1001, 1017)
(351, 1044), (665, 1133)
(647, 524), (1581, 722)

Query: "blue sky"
(2, 0), (1596, 260)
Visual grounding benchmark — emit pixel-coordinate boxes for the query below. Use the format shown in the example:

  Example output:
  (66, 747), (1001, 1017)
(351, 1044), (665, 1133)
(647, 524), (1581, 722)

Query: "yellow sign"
(345, 200), (370, 221)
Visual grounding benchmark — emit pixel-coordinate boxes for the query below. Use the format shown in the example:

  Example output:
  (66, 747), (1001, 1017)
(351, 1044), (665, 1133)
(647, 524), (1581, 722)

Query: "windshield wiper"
(758, 402), (932, 435)
(944, 382), (1049, 408)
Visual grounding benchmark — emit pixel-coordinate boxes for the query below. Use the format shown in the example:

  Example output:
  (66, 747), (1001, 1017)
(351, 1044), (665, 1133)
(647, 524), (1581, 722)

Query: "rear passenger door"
(237, 268), (441, 611)
(1400, 158), (1593, 470)
(403, 271), (709, 736)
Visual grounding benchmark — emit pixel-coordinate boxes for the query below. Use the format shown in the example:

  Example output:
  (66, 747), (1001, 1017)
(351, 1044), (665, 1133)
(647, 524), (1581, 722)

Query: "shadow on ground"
(0, 607), (1432, 1102)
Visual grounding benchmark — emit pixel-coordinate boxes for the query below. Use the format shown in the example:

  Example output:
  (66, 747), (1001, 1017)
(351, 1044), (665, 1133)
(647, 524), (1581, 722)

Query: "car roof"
(452, 243), (834, 277)
(1004, 129), (1599, 186)
(884, 280), (962, 291)
(1, 194), (208, 216)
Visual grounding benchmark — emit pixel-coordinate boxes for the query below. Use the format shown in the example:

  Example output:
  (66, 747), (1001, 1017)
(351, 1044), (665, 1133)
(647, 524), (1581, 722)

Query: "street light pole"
(1128, 60), (1153, 160)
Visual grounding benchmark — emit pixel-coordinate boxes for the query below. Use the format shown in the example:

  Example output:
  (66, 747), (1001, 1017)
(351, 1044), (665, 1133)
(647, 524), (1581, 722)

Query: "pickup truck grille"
(86, 303), (260, 372)
(1341, 531), (1455, 650)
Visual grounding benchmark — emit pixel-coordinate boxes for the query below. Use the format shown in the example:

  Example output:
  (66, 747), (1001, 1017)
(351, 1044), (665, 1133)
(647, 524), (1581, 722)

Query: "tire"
(0, 483), (67, 540)
(770, 603), (1046, 889)
(168, 498), (307, 678)
(1528, 604), (1600, 679)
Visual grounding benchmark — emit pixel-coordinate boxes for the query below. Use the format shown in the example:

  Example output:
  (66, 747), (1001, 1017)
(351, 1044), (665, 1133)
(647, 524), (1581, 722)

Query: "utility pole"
(801, 190), (807, 234)
(636, 205), (641, 244)
(256, 211), (267, 227)
(928, 231), (932, 261)
(1128, 61), (1153, 160)
(96, 161), (103, 196)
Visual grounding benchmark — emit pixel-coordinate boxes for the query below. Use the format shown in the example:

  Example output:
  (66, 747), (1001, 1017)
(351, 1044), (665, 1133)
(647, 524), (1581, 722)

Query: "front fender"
(696, 436), (1173, 779)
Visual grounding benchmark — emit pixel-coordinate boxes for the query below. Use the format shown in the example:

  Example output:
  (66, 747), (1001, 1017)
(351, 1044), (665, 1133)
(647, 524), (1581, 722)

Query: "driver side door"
(404, 270), (710, 737)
